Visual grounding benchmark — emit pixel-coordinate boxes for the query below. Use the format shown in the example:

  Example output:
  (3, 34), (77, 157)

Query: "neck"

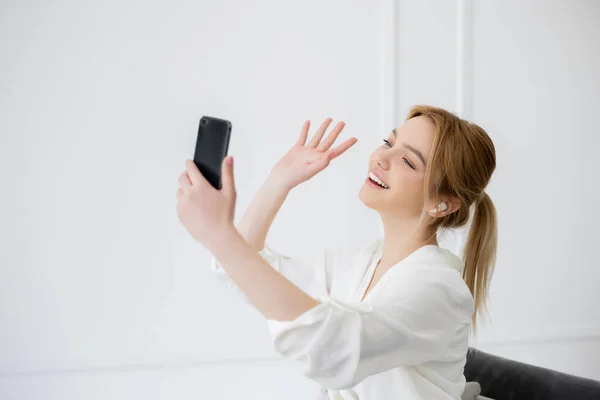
(379, 212), (438, 268)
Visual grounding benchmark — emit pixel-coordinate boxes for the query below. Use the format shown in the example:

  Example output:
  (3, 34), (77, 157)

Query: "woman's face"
(359, 116), (436, 217)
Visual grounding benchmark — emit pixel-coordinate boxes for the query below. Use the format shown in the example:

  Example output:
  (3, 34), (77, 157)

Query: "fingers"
(317, 121), (346, 151)
(306, 118), (333, 147)
(179, 171), (192, 188)
(329, 137), (358, 160)
(178, 170), (192, 202)
(185, 160), (207, 188)
(221, 156), (236, 198)
(296, 120), (310, 146)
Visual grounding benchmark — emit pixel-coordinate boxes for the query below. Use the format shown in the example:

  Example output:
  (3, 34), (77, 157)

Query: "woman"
(176, 105), (497, 399)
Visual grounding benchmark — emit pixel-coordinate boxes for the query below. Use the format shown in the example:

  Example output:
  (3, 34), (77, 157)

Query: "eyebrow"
(392, 129), (427, 167)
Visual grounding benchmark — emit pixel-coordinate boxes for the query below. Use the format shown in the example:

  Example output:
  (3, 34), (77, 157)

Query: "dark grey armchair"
(464, 348), (600, 400)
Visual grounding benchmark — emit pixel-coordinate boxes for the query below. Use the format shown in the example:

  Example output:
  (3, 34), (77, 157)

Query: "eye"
(382, 139), (415, 169)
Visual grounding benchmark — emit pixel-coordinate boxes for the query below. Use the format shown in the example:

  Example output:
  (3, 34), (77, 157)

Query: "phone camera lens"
(200, 119), (207, 125)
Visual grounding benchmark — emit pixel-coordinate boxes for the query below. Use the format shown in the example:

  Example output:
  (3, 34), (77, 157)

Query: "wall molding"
(378, 0), (397, 134)
(2, 329), (598, 379)
(453, 0), (474, 256)
(473, 327), (600, 347)
(456, 0), (472, 119)
(377, 0), (396, 238)
(0, 356), (286, 380)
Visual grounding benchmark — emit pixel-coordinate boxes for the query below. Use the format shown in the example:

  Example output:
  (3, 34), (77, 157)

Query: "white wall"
(1, 1), (599, 399)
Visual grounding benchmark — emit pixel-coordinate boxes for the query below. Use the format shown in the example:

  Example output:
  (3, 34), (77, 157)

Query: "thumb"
(221, 156), (236, 197)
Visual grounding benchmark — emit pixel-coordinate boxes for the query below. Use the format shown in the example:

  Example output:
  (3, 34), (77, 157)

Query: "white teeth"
(368, 172), (389, 189)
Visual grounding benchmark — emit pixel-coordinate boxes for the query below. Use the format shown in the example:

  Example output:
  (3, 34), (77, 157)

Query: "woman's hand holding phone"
(269, 118), (358, 192)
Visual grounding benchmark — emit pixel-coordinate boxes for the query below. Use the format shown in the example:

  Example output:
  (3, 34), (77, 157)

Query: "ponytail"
(462, 192), (498, 333)
(406, 105), (498, 333)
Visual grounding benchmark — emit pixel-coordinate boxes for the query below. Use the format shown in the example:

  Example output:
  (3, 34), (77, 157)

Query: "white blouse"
(210, 237), (474, 400)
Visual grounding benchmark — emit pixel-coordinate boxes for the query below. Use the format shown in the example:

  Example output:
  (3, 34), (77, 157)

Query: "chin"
(359, 183), (417, 215)
(358, 183), (387, 211)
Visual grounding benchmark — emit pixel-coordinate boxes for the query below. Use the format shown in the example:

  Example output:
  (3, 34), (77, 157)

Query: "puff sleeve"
(265, 264), (474, 390)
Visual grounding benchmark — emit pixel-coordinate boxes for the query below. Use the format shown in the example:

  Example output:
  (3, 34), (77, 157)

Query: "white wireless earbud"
(429, 202), (447, 214)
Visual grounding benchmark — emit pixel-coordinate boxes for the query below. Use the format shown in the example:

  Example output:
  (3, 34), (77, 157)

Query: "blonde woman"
(177, 105), (498, 400)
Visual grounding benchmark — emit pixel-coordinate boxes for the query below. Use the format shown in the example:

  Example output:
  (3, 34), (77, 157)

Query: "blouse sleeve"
(210, 242), (341, 304)
(265, 264), (474, 390)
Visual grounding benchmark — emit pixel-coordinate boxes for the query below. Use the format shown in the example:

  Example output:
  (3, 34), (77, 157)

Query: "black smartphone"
(193, 116), (232, 190)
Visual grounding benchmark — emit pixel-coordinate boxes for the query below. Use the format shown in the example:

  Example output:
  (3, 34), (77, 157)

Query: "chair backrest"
(464, 348), (600, 400)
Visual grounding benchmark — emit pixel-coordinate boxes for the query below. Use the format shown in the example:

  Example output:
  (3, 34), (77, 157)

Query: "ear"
(443, 196), (460, 215)
(427, 196), (460, 217)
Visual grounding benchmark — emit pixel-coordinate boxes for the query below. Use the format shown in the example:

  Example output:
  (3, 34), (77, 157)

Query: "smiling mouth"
(367, 172), (390, 189)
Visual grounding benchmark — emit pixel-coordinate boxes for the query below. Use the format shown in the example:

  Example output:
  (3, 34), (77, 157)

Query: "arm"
(236, 117), (356, 252)
(235, 176), (290, 253)
(213, 228), (321, 321)
(210, 175), (333, 302)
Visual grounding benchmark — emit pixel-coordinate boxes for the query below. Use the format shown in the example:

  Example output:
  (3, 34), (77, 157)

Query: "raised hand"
(269, 118), (358, 191)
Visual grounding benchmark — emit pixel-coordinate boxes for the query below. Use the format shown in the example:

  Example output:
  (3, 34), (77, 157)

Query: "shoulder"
(379, 245), (475, 322)
(415, 245), (473, 298)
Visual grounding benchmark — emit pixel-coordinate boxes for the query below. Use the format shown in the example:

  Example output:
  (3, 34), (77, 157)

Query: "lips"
(368, 170), (390, 189)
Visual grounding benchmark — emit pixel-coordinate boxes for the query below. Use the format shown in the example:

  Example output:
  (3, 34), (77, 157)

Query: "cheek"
(389, 167), (423, 190)
(389, 171), (425, 203)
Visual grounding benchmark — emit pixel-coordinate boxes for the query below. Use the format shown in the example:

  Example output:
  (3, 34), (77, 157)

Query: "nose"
(373, 151), (390, 170)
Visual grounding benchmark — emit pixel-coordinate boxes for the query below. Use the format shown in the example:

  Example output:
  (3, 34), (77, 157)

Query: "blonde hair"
(407, 105), (497, 333)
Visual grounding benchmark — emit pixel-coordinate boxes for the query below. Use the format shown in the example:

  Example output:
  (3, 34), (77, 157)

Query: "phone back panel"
(193, 116), (232, 190)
